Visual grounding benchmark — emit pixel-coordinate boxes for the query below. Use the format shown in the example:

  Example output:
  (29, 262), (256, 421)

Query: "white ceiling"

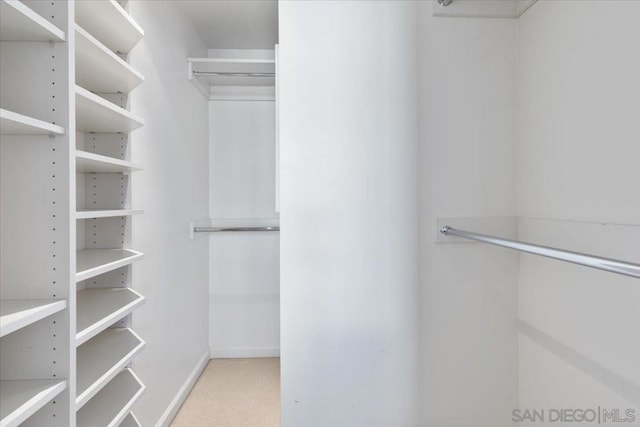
(175, 0), (278, 49)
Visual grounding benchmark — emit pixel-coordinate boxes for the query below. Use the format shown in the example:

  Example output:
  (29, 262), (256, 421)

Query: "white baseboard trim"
(210, 347), (280, 358)
(155, 349), (210, 427)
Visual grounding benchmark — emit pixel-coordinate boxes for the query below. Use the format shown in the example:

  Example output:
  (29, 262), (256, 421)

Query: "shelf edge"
(0, 379), (67, 427)
(75, 86), (145, 132)
(75, 289), (145, 346)
(75, 150), (143, 174)
(76, 329), (146, 409)
(76, 210), (144, 220)
(0, 108), (66, 136)
(75, 23), (144, 91)
(0, 0), (66, 42)
(0, 300), (67, 338)
(75, 249), (145, 283)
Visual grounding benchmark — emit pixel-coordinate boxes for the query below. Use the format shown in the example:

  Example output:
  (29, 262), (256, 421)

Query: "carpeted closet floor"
(171, 358), (280, 427)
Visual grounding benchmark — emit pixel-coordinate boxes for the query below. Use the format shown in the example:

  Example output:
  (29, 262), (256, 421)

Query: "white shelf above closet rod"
(187, 57), (276, 89)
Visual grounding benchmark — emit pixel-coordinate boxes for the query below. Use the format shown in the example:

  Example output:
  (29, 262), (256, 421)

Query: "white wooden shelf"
(0, 299), (67, 338)
(76, 328), (145, 409)
(76, 288), (145, 346)
(0, 109), (65, 136)
(76, 150), (142, 174)
(188, 57), (276, 74)
(75, 24), (144, 94)
(188, 57), (276, 87)
(76, 369), (144, 427)
(120, 413), (141, 427)
(0, 380), (67, 427)
(0, 0), (65, 42)
(75, 0), (143, 54)
(76, 209), (143, 220)
(76, 86), (144, 134)
(76, 248), (144, 282)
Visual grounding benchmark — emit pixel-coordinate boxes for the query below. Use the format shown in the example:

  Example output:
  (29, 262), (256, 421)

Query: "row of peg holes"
(49, 28), (60, 419)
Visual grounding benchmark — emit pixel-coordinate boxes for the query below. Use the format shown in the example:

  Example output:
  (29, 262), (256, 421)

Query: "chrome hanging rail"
(439, 226), (640, 279)
(194, 226), (279, 233)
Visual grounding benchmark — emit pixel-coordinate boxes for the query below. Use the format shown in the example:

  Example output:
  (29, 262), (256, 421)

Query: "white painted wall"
(279, 1), (419, 425)
(417, 2), (519, 426)
(517, 1), (640, 421)
(208, 100), (280, 357)
(128, 1), (210, 425)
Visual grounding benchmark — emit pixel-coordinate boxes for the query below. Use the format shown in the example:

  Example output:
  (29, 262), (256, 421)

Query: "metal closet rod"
(440, 226), (640, 279)
(193, 71), (275, 77)
(194, 226), (280, 233)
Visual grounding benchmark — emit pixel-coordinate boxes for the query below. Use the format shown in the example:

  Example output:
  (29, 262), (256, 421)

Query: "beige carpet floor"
(171, 358), (280, 427)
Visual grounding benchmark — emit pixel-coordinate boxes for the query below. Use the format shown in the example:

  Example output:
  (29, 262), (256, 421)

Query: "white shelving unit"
(0, 300), (67, 338)
(76, 288), (145, 346)
(76, 249), (144, 282)
(0, 109), (65, 136)
(0, 380), (67, 427)
(75, 0), (143, 54)
(75, 85), (144, 133)
(76, 328), (145, 408)
(76, 369), (145, 427)
(0, 0), (65, 42)
(1, 1), (73, 425)
(73, 1), (146, 422)
(2, 1), (146, 424)
(75, 24), (143, 93)
(76, 150), (142, 174)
